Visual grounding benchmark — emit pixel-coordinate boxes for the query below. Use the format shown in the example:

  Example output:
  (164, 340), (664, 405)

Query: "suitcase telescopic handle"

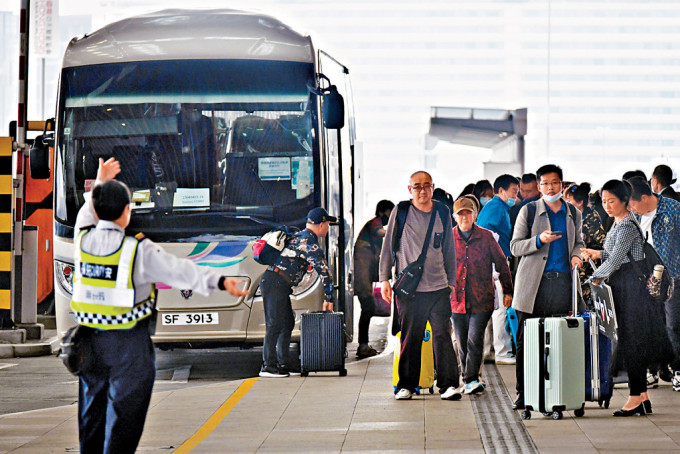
(572, 265), (580, 315)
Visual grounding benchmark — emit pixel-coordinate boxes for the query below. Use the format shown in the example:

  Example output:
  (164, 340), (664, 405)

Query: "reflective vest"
(71, 229), (153, 330)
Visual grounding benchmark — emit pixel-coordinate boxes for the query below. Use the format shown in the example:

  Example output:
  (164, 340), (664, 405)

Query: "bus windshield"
(56, 59), (320, 241)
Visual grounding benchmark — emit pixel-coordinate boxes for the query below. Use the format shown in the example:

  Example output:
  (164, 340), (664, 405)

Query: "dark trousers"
(515, 273), (572, 395)
(78, 319), (156, 454)
(261, 270), (295, 368)
(666, 280), (680, 371)
(357, 294), (376, 345)
(397, 287), (459, 391)
(452, 311), (493, 383)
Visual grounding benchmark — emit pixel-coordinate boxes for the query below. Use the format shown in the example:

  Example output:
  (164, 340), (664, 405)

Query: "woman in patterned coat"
(582, 180), (673, 417)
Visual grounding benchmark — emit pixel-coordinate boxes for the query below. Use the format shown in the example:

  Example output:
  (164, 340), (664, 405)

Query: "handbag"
(627, 221), (675, 304)
(59, 324), (94, 375)
(373, 284), (391, 317)
(392, 208), (437, 301)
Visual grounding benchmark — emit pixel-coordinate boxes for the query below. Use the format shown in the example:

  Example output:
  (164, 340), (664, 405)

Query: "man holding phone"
(507, 164), (584, 410)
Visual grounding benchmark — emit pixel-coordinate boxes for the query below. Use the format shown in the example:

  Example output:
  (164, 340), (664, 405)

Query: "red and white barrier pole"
(12, 0), (30, 323)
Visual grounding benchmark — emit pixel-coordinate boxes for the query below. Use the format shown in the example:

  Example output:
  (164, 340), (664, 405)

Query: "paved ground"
(2, 313), (680, 453)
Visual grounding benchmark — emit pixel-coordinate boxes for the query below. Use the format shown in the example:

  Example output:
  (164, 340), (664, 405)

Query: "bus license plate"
(162, 312), (219, 326)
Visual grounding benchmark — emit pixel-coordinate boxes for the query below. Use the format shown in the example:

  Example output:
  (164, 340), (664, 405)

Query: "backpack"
(253, 227), (293, 266)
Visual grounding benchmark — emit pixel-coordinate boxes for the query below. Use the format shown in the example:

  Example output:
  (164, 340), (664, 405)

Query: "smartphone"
(549, 231), (563, 236)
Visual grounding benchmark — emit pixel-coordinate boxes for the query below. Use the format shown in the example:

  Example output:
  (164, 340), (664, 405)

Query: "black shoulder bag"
(626, 220), (675, 304)
(392, 208), (438, 301)
(59, 324), (94, 376)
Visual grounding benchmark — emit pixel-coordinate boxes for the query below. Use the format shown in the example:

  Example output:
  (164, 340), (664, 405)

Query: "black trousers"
(515, 273), (572, 395)
(397, 287), (459, 392)
(78, 318), (156, 454)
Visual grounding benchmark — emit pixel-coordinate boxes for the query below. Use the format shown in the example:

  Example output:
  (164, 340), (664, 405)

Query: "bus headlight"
(55, 260), (74, 295)
(292, 271), (318, 296)
(253, 270), (319, 297)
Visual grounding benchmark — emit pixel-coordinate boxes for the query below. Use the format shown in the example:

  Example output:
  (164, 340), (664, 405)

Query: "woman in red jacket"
(451, 197), (514, 394)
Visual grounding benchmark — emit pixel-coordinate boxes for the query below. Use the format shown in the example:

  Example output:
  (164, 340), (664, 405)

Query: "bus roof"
(63, 9), (315, 68)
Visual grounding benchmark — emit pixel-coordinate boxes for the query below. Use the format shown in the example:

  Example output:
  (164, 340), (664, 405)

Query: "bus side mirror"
(323, 85), (345, 129)
(29, 118), (54, 179)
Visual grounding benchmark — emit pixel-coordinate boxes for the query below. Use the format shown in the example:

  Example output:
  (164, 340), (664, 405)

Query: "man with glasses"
(379, 171), (461, 401)
(508, 164), (584, 410)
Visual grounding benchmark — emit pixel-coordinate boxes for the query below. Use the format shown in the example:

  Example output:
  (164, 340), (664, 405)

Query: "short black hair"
(622, 169), (647, 181)
(521, 173), (537, 184)
(601, 179), (631, 205)
(628, 176), (653, 201)
(652, 164), (676, 187)
(566, 182), (592, 206)
(536, 164), (563, 182)
(92, 180), (131, 221)
(493, 174), (519, 193)
(375, 199), (395, 216)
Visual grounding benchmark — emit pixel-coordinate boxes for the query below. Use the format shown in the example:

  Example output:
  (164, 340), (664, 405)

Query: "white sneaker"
(495, 356), (516, 365)
(647, 372), (659, 389)
(395, 388), (412, 400)
(463, 380), (485, 395)
(672, 372), (680, 392)
(441, 386), (463, 401)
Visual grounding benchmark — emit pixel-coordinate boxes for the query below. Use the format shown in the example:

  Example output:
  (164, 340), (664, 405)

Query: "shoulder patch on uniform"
(134, 232), (146, 241)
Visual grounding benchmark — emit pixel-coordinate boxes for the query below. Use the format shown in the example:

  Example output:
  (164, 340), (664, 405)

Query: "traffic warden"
(72, 158), (246, 454)
(260, 207), (336, 378)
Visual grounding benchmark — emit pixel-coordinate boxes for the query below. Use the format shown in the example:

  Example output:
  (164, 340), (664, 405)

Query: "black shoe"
(659, 366), (673, 383)
(512, 394), (525, 410)
(259, 365), (289, 378)
(613, 403), (646, 417)
(279, 365), (301, 376)
(643, 400), (653, 414)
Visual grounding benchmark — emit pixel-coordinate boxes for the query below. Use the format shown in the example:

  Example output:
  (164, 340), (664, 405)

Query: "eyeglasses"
(539, 181), (562, 188)
(410, 183), (433, 192)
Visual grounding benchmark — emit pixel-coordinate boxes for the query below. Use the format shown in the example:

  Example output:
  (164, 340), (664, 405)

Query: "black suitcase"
(300, 311), (347, 376)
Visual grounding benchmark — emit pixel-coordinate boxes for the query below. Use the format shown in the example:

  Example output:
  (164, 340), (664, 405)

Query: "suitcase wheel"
(428, 387), (434, 394)
(551, 410), (563, 420)
(301, 370), (309, 377)
(520, 410), (531, 420)
(574, 406), (585, 418)
(339, 368), (347, 377)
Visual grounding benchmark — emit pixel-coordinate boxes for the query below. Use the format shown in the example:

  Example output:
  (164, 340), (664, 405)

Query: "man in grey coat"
(509, 164), (584, 410)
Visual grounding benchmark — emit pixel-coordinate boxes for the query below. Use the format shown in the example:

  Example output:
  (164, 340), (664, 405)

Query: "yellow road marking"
(173, 377), (258, 453)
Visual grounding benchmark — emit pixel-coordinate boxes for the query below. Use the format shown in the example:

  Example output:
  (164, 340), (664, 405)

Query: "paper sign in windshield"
(173, 188), (210, 208)
(258, 157), (291, 181)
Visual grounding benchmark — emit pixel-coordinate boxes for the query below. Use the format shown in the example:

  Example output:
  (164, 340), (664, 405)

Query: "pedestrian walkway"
(3, 338), (680, 452)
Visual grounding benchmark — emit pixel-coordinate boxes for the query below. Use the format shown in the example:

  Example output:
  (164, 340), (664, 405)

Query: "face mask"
(543, 193), (562, 203)
(380, 214), (389, 226)
(506, 198), (516, 207)
(480, 197), (492, 206)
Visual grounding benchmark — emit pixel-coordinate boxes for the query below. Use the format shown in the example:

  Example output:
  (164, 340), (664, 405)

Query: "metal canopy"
(426, 107), (527, 149)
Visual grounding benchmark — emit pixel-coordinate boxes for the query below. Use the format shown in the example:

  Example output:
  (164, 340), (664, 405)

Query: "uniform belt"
(543, 271), (568, 280)
(268, 267), (292, 285)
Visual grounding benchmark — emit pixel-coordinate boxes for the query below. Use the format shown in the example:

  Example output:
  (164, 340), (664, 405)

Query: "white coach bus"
(31, 9), (356, 346)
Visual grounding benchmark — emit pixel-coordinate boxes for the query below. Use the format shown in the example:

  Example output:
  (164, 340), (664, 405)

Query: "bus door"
(318, 51), (356, 339)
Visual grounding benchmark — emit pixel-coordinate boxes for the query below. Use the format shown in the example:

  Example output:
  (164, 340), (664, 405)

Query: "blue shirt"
(477, 195), (512, 257)
(536, 201), (570, 273)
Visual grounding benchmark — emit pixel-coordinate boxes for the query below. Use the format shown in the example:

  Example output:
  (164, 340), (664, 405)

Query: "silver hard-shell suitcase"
(521, 267), (586, 420)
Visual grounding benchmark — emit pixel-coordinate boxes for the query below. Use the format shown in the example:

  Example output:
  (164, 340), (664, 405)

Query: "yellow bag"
(392, 321), (435, 394)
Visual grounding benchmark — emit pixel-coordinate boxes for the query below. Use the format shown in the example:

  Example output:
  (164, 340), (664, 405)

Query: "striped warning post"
(0, 137), (12, 311)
